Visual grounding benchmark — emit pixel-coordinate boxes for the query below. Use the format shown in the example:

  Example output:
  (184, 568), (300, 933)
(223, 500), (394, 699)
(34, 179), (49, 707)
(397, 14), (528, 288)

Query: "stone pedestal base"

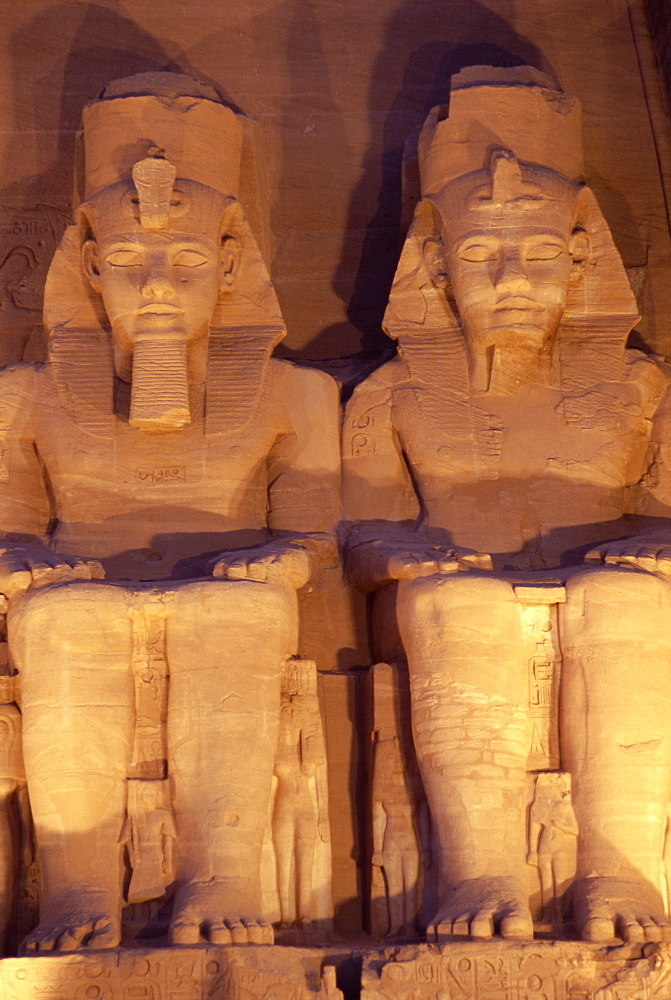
(1, 940), (670, 1000)
(0, 944), (347, 1000)
(362, 940), (671, 1000)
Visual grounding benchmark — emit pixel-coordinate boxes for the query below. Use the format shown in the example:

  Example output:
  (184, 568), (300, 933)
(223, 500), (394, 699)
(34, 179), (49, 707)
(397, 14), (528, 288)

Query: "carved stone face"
(81, 180), (237, 358)
(86, 227), (221, 355)
(442, 198), (577, 350)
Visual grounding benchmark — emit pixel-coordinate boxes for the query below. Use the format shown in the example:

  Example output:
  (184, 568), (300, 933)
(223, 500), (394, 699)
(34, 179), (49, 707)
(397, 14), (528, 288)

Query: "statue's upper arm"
(0, 365), (50, 536)
(342, 367), (418, 524)
(267, 364), (341, 533)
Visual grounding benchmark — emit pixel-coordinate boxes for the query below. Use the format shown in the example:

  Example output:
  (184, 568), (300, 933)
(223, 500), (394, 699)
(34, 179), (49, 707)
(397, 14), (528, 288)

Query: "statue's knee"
(175, 578), (296, 620)
(398, 572), (516, 620)
(566, 565), (671, 610)
(10, 581), (125, 634)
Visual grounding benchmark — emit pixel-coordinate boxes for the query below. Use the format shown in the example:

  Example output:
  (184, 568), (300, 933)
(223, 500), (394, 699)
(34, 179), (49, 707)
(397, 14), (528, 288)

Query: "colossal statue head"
(44, 72), (285, 435)
(384, 67), (639, 398)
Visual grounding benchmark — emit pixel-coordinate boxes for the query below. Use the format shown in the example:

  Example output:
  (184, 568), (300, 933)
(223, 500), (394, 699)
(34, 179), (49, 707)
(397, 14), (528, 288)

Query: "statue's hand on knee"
(386, 541), (492, 581)
(208, 537), (319, 590)
(585, 533), (671, 578)
(346, 531), (492, 589)
(0, 542), (105, 599)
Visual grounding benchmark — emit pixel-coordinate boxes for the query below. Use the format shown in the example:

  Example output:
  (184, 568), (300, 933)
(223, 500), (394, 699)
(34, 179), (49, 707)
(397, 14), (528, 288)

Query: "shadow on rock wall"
(331, 0), (556, 360)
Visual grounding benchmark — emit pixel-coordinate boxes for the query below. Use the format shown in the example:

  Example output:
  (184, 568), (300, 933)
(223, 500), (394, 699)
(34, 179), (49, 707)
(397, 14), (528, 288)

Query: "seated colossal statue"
(343, 66), (671, 945)
(0, 72), (340, 952)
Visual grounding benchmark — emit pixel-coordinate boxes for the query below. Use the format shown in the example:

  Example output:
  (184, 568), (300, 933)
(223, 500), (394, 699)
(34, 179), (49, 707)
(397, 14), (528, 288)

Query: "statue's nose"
(494, 251), (531, 292)
(141, 274), (175, 299)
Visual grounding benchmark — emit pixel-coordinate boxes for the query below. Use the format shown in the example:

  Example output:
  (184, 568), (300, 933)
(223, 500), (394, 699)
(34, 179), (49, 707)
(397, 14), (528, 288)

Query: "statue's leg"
(10, 582), (133, 953)
(0, 779), (19, 955)
(383, 818), (419, 934)
(561, 566), (671, 943)
(295, 805), (318, 926)
(536, 835), (555, 924)
(272, 789), (298, 926)
(548, 833), (576, 926)
(401, 837), (420, 932)
(397, 573), (532, 941)
(383, 838), (406, 935)
(166, 579), (297, 946)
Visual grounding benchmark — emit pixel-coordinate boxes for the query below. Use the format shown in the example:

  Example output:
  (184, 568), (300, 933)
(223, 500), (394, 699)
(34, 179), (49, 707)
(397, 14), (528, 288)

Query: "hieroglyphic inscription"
(136, 468), (186, 484)
(514, 586), (565, 771)
(0, 204), (69, 363)
(361, 941), (671, 1000)
(0, 946), (326, 1000)
(128, 595), (171, 780)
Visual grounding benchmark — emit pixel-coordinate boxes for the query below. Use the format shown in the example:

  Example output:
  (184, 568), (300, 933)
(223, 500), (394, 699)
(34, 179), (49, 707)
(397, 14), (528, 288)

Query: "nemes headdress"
(44, 72), (285, 436)
(384, 65), (640, 412)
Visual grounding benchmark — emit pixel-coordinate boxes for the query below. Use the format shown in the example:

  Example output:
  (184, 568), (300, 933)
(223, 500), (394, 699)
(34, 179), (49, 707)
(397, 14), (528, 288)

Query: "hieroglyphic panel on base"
(0, 945), (327, 1000)
(361, 940), (671, 1000)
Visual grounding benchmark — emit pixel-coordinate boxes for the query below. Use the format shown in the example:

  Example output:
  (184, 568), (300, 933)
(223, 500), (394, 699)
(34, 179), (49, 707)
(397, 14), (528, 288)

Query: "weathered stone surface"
(343, 65), (671, 948)
(362, 940), (671, 1000)
(0, 1), (669, 359)
(0, 0), (670, 980)
(0, 944), (345, 1000)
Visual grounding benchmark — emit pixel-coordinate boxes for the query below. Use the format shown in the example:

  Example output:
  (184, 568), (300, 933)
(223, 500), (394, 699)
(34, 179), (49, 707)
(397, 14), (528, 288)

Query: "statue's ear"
(218, 233), (242, 292)
(81, 239), (101, 294)
(568, 226), (590, 286)
(422, 234), (450, 289)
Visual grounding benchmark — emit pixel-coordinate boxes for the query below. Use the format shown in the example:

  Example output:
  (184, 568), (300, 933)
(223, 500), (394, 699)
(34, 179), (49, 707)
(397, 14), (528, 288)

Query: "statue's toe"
(57, 924), (90, 952)
(639, 919), (663, 943)
(208, 921), (232, 945)
(427, 918), (451, 943)
(242, 919), (267, 944)
(21, 929), (57, 954)
(469, 912), (494, 938)
(582, 915), (615, 942)
(227, 918), (248, 945)
(87, 917), (120, 949)
(170, 919), (202, 945)
(500, 910), (533, 940)
(450, 914), (471, 936)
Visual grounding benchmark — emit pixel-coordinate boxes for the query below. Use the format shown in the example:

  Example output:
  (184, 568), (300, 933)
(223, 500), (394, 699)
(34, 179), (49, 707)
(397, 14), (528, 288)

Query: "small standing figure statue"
(662, 803), (671, 914)
(121, 780), (176, 905)
(527, 772), (578, 929)
(317, 966), (344, 1000)
(0, 702), (31, 954)
(273, 660), (331, 927)
(371, 735), (430, 936)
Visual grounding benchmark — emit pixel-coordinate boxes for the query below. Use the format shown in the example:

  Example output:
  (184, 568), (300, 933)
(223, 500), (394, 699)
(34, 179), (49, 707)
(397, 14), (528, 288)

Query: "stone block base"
(0, 944), (351, 1000)
(1, 939), (671, 1000)
(361, 939), (671, 1000)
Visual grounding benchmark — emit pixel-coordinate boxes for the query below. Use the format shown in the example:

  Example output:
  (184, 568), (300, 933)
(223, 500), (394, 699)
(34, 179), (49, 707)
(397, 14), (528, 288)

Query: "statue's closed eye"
(526, 244), (566, 261)
(106, 250), (143, 267)
(459, 244), (496, 262)
(172, 250), (209, 268)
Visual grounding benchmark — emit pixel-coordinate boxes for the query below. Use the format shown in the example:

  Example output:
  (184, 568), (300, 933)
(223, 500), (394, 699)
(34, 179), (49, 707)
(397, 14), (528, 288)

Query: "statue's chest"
(35, 411), (278, 501)
(395, 382), (647, 489)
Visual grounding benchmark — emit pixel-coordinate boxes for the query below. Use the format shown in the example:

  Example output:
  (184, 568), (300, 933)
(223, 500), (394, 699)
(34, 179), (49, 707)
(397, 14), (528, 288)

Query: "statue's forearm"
(0, 532), (50, 551)
(270, 530), (338, 572)
(343, 524), (413, 591)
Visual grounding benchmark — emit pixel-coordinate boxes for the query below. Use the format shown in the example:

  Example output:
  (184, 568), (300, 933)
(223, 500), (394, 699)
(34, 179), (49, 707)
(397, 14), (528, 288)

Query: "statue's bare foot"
(19, 891), (120, 954)
(573, 876), (671, 944)
(169, 878), (273, 945)
(427, 876), (533, 942)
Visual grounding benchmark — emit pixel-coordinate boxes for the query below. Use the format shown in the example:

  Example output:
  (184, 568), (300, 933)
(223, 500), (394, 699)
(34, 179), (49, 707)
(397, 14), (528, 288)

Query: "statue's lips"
(494, 297), (542, 312)
(135, 304), (185, 316)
